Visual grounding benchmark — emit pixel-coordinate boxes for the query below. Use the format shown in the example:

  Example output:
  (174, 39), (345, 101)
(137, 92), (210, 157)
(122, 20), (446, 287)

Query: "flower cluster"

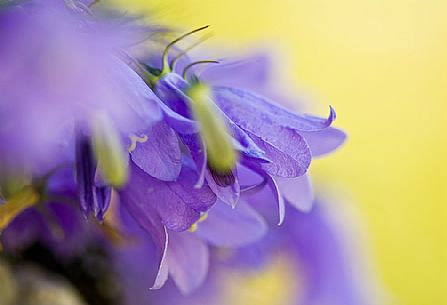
(0, 0), (346, 297)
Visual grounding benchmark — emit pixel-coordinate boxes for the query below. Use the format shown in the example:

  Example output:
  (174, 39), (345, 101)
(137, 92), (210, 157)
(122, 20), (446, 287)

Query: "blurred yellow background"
(111, 1), (447, 304)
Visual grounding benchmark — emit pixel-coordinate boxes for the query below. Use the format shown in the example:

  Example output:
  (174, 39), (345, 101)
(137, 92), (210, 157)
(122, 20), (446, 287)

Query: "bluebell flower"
(111, 29), (345, 294)
(118, 161), (268, 293)
(130, 27), (345, 224)
(113, 196), (377, 305)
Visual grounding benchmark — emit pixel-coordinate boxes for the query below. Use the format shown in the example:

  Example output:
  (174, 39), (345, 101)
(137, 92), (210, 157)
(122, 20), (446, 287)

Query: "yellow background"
(112, 1), (447, 304)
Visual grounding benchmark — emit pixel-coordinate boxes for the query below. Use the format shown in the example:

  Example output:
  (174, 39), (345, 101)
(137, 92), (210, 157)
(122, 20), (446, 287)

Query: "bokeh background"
(111, 1), (447, 304)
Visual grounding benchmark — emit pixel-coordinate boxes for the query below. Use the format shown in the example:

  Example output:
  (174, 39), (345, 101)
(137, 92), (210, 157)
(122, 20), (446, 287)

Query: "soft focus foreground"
(111, 0), (447, 304)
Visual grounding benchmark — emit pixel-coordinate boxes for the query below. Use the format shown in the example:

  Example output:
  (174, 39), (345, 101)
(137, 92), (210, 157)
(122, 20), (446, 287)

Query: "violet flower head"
(118, 163), (268, 294)
(131, 26), (345, 223)
(113, 197), (376, 305)
(112, 27), (345, 294)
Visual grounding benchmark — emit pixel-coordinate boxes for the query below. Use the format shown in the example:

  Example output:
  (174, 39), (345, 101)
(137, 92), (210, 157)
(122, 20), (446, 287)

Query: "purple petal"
(154, 73), (191, 116)
(266, 173), (286, 225)
(248, 129), (311, 178)
(246, 164), (285, 225)
(274, 174), (313, 212)
(217, 108), (270, 163)
(75, 134), (95, 216)
(1, 208), (48, 252)
(167, 166), (216, 214)
(130, 122), (182, 181)
(151, 233), (170, 290)
(155, 99), (199, 134)
(200, 55), (270, 89)
(122, 161), (216, 232)
(119, 173), (169, 289)
(213, 86), (335, 133)
(179, 134), (207, 188)
(74, 134), (113, 220)
(154, 73), (199, 134)
(112, 58), (163, 133)
(196, 200), (267, 247)
(167, 232), (209, 295)
(93, 185), (112, 221)
(301, 127), (346, 157)
(205, 169), (240, 208)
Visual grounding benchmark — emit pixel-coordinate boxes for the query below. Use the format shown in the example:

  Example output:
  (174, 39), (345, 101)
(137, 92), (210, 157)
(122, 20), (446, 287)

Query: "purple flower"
(117, 158), (268, 294)
(0, 0), (161, 176)
(0, 167), (92, 257)
(0, 17), (348, 299)
(0, 0), (163, 222)
(107, 29), (346, 293)
(132, 29), (345, 224)
(113, 197), (377, 305)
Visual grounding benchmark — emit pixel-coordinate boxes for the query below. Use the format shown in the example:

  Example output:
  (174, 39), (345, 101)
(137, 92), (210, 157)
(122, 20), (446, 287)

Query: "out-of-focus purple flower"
(0, 167), (92, 257)
(0, 0), (161, 176)
(112, 196), (377, 305)
(0, 0), (164, 223)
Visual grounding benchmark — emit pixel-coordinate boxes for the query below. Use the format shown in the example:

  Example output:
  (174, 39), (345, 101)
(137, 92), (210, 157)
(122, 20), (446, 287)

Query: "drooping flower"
(131, 27), (345, 224)
(113, 196), (379, 305)
(109, 29), (345, 294)
(116, 157), (268, 294)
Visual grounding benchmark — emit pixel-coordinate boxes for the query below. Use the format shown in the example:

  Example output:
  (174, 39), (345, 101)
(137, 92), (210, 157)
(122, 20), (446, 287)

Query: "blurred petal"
(301, 128), (346, 157)
(201, 55), (270, 89)
(0, 187), (39, 231)
(110, 58), (163, 131)
(167, 232), (209, 295)
(197, 200), (267, 247)
(274, 174), (313, 212)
